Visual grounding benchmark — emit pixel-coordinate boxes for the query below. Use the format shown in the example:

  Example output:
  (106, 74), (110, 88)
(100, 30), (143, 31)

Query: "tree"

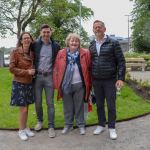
(30, 0), (93, 47)
(0, 0), (93, 46)
(131, 0), (150, 53)
(0, 0), (42, 39)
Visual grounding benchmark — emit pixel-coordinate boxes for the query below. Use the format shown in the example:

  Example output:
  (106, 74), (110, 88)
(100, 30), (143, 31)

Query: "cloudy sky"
(82, 0), (134, 37)
(0, 0), (134, 48)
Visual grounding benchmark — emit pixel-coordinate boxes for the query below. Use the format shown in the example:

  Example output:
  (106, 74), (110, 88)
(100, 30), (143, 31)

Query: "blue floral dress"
(10, 81), (34, 106)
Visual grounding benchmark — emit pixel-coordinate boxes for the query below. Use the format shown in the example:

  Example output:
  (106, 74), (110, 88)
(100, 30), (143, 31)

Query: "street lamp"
(125, 14), (130, 51)
(79, 0), (82, 36)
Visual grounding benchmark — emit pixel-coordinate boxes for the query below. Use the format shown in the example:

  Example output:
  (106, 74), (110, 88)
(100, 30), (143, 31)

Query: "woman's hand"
(28, 69), (35, 75)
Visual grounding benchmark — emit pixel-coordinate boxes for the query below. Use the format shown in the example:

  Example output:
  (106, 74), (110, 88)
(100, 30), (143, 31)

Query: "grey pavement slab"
(0, 115), (150, 150)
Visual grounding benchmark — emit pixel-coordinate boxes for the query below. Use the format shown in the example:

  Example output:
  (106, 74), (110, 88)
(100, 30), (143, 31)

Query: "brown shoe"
(48, 128), (56, 138)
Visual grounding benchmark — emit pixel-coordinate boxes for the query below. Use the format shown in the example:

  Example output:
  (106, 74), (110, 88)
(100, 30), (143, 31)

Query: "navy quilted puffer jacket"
(89, 35), (126, 81)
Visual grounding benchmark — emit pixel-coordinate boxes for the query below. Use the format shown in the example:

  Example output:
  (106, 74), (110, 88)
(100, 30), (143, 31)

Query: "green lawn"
(0, 68), (150, 129)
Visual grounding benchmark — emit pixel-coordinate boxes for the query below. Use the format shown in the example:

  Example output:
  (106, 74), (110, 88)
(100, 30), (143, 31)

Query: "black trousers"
(93, 78), (116, 128)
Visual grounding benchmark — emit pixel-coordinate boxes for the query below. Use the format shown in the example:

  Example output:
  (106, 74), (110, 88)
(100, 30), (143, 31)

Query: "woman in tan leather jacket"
(9, 32), (35, 141)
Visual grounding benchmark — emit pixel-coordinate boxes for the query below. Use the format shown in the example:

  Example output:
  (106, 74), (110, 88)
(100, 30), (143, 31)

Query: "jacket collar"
(91, 35), (111, 45)
(80, 48), (87, 57)
(38, 36), (53, 45)
(17, 47), (24, 54)
(17, 47), (32, 60)
(105, 35), (111, 43)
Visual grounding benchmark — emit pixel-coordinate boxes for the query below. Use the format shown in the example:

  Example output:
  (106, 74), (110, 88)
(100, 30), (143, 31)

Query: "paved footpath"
(0, 115), (150, 150)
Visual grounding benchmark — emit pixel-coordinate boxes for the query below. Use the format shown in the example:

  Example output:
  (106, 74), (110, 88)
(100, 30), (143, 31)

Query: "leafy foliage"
(30, 0), (93, 47)
(0, 0), (42, 38)
(125, 51), (150, 60)
(131, 0), (150, 53)
(0, 0), (93, 47)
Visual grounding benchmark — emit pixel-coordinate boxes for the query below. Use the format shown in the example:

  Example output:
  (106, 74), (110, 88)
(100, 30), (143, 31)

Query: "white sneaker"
(18, 130), (28, 141)
(62, 127), (73, 134)
(25, 128), (35, 137)
(93, 126), (105, 135)
(79, 127), (86, 135)
(109, 128), (117, 140)
(34, 122), (42, 131)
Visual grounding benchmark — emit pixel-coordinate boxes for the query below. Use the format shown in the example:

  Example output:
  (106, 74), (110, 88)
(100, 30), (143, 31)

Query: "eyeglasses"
(42, 31), (51, 34)
(22, 37), (31, 40)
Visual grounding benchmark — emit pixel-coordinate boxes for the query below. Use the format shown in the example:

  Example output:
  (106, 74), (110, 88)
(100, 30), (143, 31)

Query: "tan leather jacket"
(9, 47), (34, 84)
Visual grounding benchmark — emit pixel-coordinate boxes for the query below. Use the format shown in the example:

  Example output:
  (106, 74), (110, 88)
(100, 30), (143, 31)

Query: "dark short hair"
(93, 20), (105, 27)
(40, 24), (52, 31)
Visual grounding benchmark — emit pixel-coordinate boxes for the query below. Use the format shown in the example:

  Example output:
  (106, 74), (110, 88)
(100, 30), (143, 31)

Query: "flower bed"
(126, 73), (150, 101)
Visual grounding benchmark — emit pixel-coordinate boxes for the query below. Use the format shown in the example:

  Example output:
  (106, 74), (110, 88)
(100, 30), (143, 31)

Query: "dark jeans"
(34, 74), (54, 128)
(93, 78), (116, 128)
(62, 82), (85, 128)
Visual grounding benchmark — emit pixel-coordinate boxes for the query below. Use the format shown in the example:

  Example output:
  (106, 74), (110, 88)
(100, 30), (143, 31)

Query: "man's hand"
(115, 80), (124, 89)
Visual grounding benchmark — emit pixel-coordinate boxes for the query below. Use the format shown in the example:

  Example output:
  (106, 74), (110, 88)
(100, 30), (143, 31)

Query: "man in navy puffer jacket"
(89, 20), (126, 140)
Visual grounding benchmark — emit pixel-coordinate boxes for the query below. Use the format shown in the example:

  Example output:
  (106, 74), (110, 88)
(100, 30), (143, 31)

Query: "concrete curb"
(0, 112), (150, 131)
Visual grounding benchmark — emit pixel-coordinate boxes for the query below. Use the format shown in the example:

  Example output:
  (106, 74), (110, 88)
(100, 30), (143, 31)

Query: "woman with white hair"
(53, 33), (91, 135)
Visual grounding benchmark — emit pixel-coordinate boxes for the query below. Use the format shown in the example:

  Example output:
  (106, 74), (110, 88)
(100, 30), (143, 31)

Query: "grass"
(0, 68), (150, 129)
